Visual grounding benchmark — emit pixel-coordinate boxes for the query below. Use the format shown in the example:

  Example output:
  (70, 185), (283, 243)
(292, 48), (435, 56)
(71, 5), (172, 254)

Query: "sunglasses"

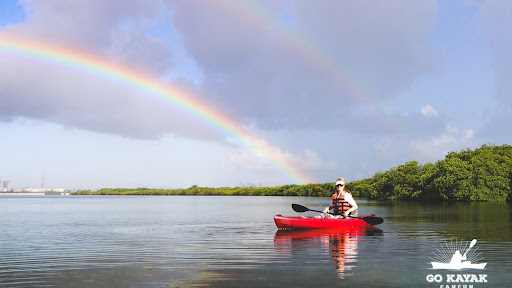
(336, 184), (344, 187)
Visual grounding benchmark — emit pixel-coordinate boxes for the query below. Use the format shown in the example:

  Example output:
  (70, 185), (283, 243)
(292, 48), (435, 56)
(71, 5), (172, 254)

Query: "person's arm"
(323, 205), (331, 213)
(344, 194), (358, 217)
(344, 203), (358, 217)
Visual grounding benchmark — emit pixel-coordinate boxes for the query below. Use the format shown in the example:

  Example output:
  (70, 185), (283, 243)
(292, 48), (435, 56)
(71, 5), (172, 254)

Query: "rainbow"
(0, 34), (314, 185)
(223, 0), (404, 134)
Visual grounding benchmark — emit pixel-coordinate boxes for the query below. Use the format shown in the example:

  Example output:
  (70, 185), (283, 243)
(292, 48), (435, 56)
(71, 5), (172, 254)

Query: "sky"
(0, 0), (511, 190)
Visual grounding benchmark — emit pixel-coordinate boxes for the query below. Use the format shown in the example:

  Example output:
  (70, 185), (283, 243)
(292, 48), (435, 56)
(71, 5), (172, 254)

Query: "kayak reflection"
(274, 228), (382, 279)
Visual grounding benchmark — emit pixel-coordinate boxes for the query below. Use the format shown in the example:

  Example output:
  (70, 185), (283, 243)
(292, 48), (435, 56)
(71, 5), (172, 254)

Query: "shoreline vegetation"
(74, 144), (512, 202)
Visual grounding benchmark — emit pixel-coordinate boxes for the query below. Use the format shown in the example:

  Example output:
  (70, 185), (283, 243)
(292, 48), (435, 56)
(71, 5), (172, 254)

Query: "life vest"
(331, 191), (352, 215)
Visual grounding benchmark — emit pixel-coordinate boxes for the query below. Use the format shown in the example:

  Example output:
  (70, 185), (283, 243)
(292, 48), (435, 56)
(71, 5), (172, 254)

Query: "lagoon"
(1, 196), (511, 287)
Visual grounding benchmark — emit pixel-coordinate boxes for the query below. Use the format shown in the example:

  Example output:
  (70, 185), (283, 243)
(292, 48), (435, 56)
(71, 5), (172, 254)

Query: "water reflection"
(3, 197), (510, 287)
(274, 228), (382, 279)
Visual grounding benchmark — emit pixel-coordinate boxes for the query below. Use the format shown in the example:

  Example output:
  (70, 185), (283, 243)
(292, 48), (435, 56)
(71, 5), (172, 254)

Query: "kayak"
(274, 214), (381, 229)
(431, 261), (487, 270)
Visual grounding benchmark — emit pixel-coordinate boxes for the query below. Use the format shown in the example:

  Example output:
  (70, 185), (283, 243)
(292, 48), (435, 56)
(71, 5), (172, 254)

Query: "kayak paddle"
(291, 203), (384, 226)
(292, 203), (325, 214)
(463, 239), (477, 258)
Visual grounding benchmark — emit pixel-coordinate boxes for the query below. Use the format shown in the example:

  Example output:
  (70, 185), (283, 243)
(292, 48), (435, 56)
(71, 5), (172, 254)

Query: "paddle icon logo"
(430, 239), (487, 270)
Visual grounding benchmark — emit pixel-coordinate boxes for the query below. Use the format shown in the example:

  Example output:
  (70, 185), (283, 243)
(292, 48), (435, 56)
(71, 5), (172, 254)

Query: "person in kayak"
(314, 178), (358, 219)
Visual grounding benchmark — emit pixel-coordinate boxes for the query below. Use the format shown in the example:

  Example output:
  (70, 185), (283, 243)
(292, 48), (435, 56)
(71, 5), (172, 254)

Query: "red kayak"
(274, 214), (382, 229)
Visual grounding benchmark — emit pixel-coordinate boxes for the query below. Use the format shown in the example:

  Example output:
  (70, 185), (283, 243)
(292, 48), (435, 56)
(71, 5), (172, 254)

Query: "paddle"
(463, 239), (477, 258)
(292, 203), (325, 214)
(291, 203), (384, 226)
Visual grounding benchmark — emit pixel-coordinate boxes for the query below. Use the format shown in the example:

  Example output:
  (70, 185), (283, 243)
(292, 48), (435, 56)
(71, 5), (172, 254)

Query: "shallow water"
(1, 196), (510, 287)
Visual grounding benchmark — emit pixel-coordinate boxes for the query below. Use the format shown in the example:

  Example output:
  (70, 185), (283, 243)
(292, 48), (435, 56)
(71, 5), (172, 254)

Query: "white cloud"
(420, 105), (439, 118)
(409, 124), (475, 163)
(227, 139), (336, 172)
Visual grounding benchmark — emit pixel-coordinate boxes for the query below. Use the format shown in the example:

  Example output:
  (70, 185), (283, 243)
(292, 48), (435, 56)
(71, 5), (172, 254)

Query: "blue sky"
(1, 0), (511, 190)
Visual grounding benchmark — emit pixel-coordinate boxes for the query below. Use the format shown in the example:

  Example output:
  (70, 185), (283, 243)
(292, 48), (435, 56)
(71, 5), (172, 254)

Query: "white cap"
(335, 180), (345, 186)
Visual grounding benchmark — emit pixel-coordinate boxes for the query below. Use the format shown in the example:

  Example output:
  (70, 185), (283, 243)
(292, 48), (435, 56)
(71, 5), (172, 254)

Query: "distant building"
(2, 181), (12, 191)
(25, 187), (65, 193)
(0, 180), (69, 195)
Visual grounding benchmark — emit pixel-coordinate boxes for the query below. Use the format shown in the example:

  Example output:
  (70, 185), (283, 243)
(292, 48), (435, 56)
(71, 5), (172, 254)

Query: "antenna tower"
(41, 170), (45, 189)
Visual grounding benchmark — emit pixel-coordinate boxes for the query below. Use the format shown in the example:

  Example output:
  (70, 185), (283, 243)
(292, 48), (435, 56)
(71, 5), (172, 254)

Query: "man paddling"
(313, 178), (358, 219)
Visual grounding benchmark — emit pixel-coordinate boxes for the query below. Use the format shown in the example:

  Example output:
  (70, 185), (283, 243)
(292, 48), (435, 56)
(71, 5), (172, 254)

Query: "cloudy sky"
(0, 0), (511, 190)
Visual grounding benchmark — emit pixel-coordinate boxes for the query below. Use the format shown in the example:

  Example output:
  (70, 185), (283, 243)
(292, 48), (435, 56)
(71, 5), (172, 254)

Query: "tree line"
(74, 144), (512, 202)
(350, 144), (512, 202)
(73, 183), (334, 197)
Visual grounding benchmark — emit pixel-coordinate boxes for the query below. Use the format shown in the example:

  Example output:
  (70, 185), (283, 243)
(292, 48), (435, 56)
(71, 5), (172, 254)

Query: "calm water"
(1, 196), (511, 287)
